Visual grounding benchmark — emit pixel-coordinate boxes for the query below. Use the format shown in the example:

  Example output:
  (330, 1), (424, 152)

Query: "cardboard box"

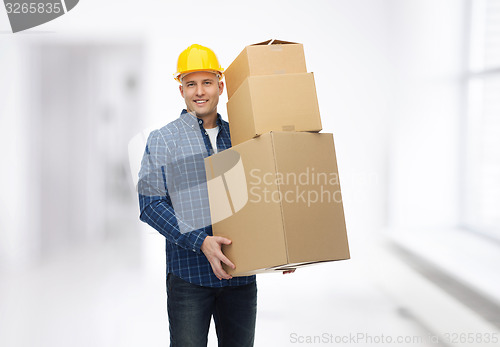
(204, 132), (349, 276)
(227, 72), (322, 146)
(224, 39), (307, 99)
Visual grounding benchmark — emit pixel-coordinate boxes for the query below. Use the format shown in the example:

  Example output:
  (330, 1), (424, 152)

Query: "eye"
(186, 82), (195, 87)
(204, 81), (212, 85)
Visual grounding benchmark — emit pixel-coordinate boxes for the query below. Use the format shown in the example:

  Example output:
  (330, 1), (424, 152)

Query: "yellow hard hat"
(174, 44), (224, 82)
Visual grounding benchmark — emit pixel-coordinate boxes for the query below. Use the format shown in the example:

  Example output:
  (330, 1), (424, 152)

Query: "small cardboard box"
(204, 132), (349, 276)
(224, 39), (307, 99)
(227, 72), (322, 146)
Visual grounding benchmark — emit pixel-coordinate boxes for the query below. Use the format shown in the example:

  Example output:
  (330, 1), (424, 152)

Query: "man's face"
(179, 71), (224, 119)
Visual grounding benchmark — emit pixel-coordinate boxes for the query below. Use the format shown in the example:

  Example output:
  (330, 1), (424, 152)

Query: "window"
(464, 0), (500, 238)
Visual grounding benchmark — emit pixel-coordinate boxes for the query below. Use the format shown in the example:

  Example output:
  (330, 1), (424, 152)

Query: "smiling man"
(138, 44), (257, 347)
(180, 71), (221, 125)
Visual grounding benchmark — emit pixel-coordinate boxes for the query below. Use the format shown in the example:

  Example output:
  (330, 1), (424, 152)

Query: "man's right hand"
(200, 236), (235, 280)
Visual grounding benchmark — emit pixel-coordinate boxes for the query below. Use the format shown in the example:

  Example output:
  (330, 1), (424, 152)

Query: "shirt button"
(199, 120), (202, 124)
(205, 132), (207, 135)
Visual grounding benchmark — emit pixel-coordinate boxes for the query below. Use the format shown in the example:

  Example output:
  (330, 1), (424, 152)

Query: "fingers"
(211, 248), (234, 280)
(201, 236), (235, 280)
(210, 257), (232, 280)
(214, 236), (232, 246)
(219, 252), (235, 270)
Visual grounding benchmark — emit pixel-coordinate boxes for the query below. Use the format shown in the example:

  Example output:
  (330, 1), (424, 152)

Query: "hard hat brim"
(174, 69), (224, 83)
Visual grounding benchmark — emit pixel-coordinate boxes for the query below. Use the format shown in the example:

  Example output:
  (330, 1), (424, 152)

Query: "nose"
(195, 84), (204, 96)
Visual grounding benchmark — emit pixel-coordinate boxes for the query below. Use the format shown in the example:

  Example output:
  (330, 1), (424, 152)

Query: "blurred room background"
(0, 0), (499, 346)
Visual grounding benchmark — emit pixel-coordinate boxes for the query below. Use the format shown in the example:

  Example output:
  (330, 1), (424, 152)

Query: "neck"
(200, 113), (218, 129)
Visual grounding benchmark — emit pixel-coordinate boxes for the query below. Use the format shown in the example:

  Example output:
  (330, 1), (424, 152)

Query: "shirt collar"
(180, 109), (223, 130)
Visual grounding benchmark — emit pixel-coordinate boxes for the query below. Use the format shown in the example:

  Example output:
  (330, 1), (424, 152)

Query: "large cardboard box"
(227, 72), (322, 146)
(224, 39), (307, 99)
(204, 132), (349, 276)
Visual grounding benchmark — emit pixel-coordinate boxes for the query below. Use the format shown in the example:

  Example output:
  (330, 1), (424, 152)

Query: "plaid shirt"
(138, 110), (256, 287)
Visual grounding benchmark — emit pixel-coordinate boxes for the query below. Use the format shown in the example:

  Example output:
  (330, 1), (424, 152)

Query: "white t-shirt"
(205, 126), (219, 154)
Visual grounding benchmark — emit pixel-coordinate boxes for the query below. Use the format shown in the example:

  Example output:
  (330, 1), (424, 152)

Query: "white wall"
(386, 0), (466, 228)
(0, 42), (37, 269)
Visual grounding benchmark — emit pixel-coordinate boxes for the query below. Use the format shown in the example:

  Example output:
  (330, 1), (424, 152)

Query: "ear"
(218, 81), (224, 96)
(179, 84), (184, 98)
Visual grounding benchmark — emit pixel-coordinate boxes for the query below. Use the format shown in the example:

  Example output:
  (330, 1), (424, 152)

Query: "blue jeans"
(166, 273), (257, 347)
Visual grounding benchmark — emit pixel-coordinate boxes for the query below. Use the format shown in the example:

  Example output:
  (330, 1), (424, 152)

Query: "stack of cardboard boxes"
(204, 40), (350, 276)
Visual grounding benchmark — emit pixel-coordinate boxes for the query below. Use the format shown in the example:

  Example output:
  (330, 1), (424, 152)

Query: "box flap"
(252, 39), (298, 46)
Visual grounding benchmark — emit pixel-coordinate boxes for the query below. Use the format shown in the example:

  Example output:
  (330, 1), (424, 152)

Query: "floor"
(1, 224), (498, 347)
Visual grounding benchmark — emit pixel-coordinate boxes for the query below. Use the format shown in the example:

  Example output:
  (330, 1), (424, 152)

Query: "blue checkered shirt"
(138, 110), (256, 287)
